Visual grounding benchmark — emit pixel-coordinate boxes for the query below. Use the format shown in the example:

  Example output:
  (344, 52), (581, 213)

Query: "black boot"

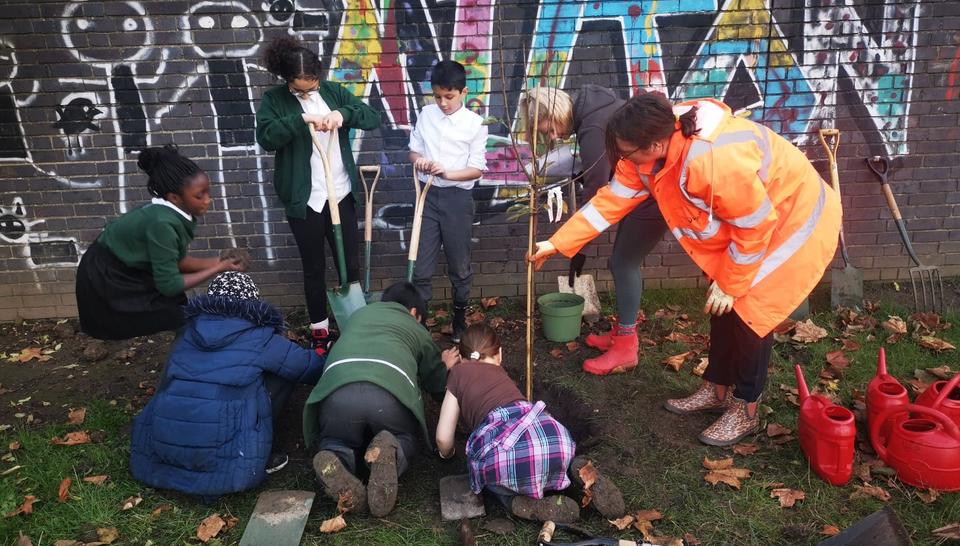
(452, 304), (467, 343)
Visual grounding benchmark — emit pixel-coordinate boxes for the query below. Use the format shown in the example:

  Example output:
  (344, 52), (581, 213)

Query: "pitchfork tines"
(867, 155), (945, 314)
(909, 263), (945, 315)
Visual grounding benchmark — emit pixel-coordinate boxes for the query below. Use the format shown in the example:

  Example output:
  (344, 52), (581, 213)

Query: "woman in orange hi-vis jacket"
(529, 93), (841, 446)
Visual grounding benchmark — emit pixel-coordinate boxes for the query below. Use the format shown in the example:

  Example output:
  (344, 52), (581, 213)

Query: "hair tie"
(469, 351), (481, 360)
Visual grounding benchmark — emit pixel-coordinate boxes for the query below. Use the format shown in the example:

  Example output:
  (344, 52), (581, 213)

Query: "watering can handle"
(930, 373), (960, 410)
(871, 404), (960, 462)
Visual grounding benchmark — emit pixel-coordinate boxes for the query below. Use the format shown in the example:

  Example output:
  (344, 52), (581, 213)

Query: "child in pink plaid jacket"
(436, 323), (626, 522)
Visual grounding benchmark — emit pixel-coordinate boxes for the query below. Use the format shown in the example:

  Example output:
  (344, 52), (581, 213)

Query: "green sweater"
(96, 203), (196, 297)
(255, 82), (381, 219)
(303, 302), (447, 449)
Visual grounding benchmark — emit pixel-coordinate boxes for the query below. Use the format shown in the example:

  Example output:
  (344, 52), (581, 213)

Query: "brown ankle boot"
(663, 382), (730, 415)
(698, 397), (760, 447)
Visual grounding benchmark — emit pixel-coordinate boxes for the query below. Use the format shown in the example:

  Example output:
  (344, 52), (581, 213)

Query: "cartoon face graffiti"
(61, 1), (155, 65)
(182, 1), (263, 59)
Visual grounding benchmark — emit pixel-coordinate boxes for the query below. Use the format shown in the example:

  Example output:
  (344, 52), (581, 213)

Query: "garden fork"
(867, 156), (944, 314)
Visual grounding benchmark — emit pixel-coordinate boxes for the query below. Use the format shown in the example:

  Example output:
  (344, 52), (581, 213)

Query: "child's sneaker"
(310, 328), (338, 357)
(265, 453), (289, 474)
(510, 494), (579, 523)
(313, 451), (367, 513)
(452, 305), (468, 343)
(365, 431), (399, 517)
(568, 456), (626, 519)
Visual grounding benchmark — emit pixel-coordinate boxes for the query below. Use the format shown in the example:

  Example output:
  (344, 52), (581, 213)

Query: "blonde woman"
(521, 86), (667, 375)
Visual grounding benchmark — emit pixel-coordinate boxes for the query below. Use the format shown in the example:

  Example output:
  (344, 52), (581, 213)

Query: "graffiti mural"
(0, 0), (934, 280)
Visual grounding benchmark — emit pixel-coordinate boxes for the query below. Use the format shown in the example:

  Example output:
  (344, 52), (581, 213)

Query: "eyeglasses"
(616, 145), (644, 162)
(288, 83), (319, 99)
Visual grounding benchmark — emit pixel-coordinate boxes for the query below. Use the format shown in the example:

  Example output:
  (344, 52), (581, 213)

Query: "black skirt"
(75, 241), (187, 340)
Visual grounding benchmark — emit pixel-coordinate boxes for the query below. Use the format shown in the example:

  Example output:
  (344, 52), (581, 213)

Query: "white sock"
(310, 319), (329, 331)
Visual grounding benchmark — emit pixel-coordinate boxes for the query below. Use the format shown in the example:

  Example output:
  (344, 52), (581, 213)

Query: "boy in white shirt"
(409, 60), (488, 342)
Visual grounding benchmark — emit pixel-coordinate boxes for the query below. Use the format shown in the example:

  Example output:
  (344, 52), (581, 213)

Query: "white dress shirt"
(409, 104), (487, 190)
(296, 91), (352, 214)
(150, 197), (192, 221)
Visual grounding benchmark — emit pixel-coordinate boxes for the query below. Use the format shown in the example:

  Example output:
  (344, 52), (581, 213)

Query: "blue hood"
(183, 295), (286, 350)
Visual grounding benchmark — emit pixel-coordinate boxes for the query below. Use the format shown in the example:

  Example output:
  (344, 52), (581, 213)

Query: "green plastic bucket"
(537, 292), (585, 342)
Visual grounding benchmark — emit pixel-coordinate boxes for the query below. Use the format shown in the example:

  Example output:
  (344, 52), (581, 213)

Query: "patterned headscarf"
(207, 271), (260, 300)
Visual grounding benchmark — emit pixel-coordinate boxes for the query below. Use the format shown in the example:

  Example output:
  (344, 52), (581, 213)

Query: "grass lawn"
(1, 282), (959, 545)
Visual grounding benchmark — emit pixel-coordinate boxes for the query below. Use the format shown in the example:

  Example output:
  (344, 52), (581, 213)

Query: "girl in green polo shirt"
(75, 145), (248, 340)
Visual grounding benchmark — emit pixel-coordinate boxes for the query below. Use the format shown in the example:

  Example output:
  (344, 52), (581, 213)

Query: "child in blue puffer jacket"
(130, 272), (323, 500)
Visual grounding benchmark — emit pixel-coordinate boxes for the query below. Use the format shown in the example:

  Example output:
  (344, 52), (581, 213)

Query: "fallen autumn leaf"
(850, 483), (891, 502)
(5, 495), (37, 517)
(66, 407), (86, 425)
(792, 320), (828, 343)
(578, 460), (600, 507)
(58, 478), (71, 503)
(197, 514), (226, 543)
(82, 475), (108, 486)
(770, 488), (805, 508)
(50, 431), (91, 446)
(320, 514), (347, 533)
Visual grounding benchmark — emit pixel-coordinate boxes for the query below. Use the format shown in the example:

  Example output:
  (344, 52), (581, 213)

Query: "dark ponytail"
(604, 92), (699, 162)
(137, 144), (203, 198)
(263, 37), (323, 82)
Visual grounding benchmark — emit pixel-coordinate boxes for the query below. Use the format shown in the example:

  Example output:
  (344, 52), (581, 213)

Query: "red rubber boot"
(583, 328), (638, 375)
(585, 317), (619, 351)
(585, 330), (615, 351)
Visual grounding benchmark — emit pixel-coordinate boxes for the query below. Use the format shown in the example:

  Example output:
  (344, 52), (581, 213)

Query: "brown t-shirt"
(446, 360), (524, 430)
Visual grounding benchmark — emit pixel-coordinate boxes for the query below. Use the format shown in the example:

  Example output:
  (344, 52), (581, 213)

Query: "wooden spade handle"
(308, 123), (341, 226)
(407, 175), (434, 262)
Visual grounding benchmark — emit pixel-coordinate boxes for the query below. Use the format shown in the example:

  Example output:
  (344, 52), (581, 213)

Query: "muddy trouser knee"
(316, 381), (420, 475)
(609, 199), (667, 325)
(703, 312), (773, 402)
(413, 186), (474, 306)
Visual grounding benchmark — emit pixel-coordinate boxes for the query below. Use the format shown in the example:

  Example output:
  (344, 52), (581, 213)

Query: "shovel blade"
(327, 281), (367, 329)
(239, 490), (315, 546)
(558, 275), (601, 323)
(831, 265), (864, 309)
(818, 506), (912, 546)
(439, 474), (485, 521)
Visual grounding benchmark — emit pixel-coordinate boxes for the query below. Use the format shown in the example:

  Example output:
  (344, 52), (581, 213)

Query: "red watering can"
(916, 373), (960, 427)
(870, 403), (960, 491)
(795, 364), (855, 485)
(866, 348), (909, 443)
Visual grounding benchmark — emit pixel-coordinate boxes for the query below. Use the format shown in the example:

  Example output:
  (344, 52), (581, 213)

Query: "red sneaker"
(311, 328), (338, 357)
(582, 330), (638, 375)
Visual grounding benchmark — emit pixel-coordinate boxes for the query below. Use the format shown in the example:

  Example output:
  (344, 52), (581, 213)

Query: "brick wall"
(0, 0), (958, 321)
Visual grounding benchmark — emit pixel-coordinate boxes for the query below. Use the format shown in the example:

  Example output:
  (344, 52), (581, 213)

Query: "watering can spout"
(795, 364), (810, 402)
(877, 347), (888, 377)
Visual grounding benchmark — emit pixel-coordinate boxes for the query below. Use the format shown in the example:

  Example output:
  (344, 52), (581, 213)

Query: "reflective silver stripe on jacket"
(671, 217), (721, 241)
(728, 243), (765, 265)
(581, 203), (611, 232)
(609, 178), (650, 199)
(323, 358), (417, 390)
(727, 197), (773, 229)
(751, 180), (827, 288)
